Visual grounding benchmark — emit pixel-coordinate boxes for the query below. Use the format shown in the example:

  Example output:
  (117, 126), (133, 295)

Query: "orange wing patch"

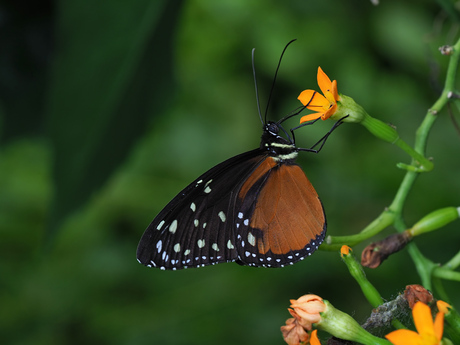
(238, 157), (278, 200)
(250, 164), (325, 255)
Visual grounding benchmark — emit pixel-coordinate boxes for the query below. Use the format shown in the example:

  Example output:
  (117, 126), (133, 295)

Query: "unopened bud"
(409, 207), (460, 237)
(361, 232), (412, 269)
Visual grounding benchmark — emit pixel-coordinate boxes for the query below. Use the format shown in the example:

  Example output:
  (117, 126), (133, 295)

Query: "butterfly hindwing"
(136, 149), (268, 270)
(233, 159), (326, 267)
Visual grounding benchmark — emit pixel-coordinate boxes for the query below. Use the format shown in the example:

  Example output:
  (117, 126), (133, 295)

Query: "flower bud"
(290, 294), (325, 328)
(408, 207), (460, 237)
(361, 232), (412, 269)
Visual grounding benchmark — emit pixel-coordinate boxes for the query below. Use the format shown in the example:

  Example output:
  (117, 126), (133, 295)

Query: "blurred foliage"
(1, 0), (459, 344)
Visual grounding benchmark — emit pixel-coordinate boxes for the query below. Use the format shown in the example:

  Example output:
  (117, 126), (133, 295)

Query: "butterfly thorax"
(260, 122), (298, 162)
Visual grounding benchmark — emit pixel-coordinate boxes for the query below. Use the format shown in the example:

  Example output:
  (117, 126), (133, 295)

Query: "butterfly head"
(261, 121), (298, 162)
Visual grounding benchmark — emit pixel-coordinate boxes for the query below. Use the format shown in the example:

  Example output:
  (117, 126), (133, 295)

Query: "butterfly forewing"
(136, 150), (268, 270)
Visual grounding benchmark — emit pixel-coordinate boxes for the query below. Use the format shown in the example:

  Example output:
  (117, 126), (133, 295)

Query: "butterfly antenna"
(252, 48), (264, 125)
(264, 39), (297, 123)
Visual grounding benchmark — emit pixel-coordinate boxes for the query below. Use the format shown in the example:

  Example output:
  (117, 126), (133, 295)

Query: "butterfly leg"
(294, 115), (349, 153)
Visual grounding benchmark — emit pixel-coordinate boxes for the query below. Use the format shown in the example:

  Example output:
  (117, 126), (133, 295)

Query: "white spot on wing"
(238, 212), (243, 219)
(212, 243), (219, 251)
(190, 203), (196, 212)
(218, 211), (226, 222)
(243, 219), (249, 226)
(169, 220), (178, 234)
(248, 232), (256, 246)
(173, 243), (181, 253)
(184, 249), (191, 256)
(157, 220), (165, 231)
(227, 240), (234, 250)
(204, 186), (211, 193)
(197, 239), (205, 248)
(156, 240), (162, 253)
(194, 219), (199, 227)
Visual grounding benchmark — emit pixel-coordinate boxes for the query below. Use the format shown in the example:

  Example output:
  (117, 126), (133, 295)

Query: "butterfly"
(137, 41), (343, 270)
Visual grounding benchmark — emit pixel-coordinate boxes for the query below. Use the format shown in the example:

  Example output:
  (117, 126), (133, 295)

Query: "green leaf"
(45, 0), (183, 244)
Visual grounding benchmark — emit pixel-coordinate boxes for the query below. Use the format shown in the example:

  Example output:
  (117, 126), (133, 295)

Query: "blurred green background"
(1, 0), (460, 344)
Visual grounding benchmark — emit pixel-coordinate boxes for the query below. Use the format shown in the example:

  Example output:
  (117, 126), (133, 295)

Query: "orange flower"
(385, 301), (445, 345)
(290, 294), (326, 329)
(298, 67), (340, 123)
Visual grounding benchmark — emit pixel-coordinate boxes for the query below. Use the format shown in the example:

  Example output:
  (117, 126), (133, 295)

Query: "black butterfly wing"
(136, 149), (268, 270)
(232, 159), (326, 268)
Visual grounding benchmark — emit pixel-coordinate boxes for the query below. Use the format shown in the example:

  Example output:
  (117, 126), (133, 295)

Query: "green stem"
(407, 243), (437, 290)
(341, 249), (384, 308)
(433, 267), (460, 282)
(324, 36), (460, 293)
(394, 138), (433, 172)
(444, 251), (460, 270)
(402, 35), (460, 287)
(322, 210), (395, 250)
(432, 277), (451, 304)
(388, 172), (418, 218)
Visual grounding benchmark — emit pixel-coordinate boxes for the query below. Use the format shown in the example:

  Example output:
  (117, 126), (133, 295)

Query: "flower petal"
(281, 318), (309, 345)
(297, 89), (316, 106)
(310, 330), (321, 345)
(385, 329), (422, 345)
(331, 80), (339, 101)
(436, 300), (451, 315)
(317, 67), (333, 97)
(322, 103), (337, 120)
(413, 302), (435, 338)
(298, 90), (329, 108)
(300, 113), (323, 123)
(290, 295), (325, 325)
(433, 311), (444, 341)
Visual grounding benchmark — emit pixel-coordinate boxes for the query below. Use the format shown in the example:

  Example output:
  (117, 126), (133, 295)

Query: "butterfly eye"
(266, 122), (279, 134)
